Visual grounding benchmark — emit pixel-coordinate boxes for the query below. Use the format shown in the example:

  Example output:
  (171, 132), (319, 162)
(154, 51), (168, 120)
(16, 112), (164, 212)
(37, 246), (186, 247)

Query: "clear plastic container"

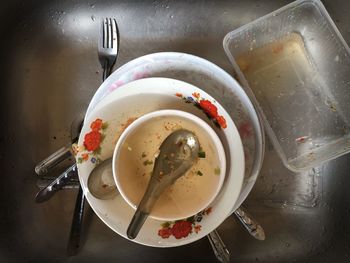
(224, 0), (350, 171)
(224, 0), (350, 172)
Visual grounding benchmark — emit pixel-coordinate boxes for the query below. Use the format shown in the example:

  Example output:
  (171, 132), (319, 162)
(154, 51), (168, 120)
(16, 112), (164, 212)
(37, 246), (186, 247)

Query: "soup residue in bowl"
(116, 115), (224, 220)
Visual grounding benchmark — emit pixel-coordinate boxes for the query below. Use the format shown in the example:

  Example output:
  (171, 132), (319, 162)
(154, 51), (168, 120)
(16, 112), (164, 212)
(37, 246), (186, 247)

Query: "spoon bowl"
(87, 158), (117, 200)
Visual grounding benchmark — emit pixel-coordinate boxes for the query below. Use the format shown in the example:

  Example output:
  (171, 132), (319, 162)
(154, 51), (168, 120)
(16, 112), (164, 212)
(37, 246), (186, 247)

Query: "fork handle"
(102, 60), (109, 81)
(67, 186), (86, 256)
(67, 53), (113, 255)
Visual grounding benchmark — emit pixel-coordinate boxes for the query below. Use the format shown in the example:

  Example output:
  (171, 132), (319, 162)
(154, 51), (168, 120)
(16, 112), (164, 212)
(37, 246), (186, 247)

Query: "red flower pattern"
(77, 119), (107, 164)
(158, 227), (172, 239)
(158, 207), (212, 239)
(199, 100), (218, 118)
(199, 100), (227, 129)
(90, 118), (103, 131)
(171, 221), (192, 239)
(216, 115), (227, 129)
(84, 130), (101, 152)
(175, 93), (227, 129)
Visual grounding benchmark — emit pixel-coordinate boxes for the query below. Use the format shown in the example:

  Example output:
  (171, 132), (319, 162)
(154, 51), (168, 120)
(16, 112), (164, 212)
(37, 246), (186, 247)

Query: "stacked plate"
(75, 52), (265, 247)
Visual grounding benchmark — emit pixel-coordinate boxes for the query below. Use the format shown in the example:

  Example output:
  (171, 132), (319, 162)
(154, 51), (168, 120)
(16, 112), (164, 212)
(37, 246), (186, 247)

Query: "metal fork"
(67, 17), (119, 256)
(35, 18), (119, 177)
(98, 18), (119, 81)
(34, 18), (120, 180)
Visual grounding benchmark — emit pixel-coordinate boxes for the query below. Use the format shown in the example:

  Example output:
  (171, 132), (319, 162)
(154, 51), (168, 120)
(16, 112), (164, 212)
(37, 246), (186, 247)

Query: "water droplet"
(281, 201), (288, 208)
(91, 15), (96, 21)
(170, 15), (174, 19)
(90, 4), (95, 8)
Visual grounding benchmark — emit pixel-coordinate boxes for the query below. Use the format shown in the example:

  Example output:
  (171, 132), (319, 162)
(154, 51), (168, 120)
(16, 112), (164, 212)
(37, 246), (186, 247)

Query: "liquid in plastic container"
(224, 0), (350, 172)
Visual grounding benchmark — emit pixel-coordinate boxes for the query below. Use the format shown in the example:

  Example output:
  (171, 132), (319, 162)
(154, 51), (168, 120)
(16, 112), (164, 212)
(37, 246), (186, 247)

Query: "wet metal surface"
(0, 0), (350, 262)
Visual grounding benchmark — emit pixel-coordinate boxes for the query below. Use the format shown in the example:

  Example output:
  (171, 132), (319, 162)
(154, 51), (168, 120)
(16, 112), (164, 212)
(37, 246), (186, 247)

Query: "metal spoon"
(127, 129), (199, 239)
(87, 158), (117, 200)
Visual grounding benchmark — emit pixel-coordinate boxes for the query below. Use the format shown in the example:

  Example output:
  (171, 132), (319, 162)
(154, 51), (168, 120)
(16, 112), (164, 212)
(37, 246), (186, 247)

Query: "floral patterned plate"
(76, 78), (245, 247)
(85, 52), (265, 213)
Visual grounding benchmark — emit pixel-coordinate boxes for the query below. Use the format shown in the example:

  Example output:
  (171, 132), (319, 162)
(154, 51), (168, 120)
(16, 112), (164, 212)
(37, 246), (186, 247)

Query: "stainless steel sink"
(1, 0), (350, 262)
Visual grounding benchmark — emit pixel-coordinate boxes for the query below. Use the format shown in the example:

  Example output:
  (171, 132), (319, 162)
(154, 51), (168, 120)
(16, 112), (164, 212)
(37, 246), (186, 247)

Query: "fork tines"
(102, 18), (118, 49)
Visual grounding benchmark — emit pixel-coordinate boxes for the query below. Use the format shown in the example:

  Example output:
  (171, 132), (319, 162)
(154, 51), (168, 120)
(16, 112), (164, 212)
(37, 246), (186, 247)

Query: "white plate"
(76, 78), (245, 247)
(86, 52), (265, 212)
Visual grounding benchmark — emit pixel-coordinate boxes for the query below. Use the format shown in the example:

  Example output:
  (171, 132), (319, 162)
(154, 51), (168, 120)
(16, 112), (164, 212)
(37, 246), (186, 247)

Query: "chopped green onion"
(198, 151), (206, 158)
(214, 167), (221, 175)
(196, 170), (203, 176)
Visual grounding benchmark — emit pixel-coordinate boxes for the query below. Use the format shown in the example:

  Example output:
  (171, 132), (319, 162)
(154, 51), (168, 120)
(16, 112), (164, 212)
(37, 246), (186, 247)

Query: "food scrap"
(295, 136), (309, 143)
(198, 151), (206, 158)
(330, 103), (337, 112)
(214, 167), (220, 175)
(143, 159), (154, 166)
(196, 170), (203, 176)
(117, 117), (138, 139)
(272, 43), (284, 54)
(325, 100), (337, 112)
(307, 152), (315, 161)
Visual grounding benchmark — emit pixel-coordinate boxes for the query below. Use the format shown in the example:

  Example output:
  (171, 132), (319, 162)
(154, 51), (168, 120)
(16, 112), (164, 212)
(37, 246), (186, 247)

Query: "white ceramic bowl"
(76, 77), (245, 247)
(112, 109), (227, 221)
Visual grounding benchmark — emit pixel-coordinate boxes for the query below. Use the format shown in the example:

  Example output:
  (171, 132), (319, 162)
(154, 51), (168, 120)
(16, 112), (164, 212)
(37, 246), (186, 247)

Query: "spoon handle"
(234, 207), (265, 241)
(127, 209), (149, 239)
(207, 230), (230, 263)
